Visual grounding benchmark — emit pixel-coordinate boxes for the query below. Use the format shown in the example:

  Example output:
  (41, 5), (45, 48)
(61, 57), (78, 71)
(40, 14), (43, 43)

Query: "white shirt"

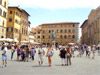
(88, 46), (91, 52)
(2, 47), (7, 54)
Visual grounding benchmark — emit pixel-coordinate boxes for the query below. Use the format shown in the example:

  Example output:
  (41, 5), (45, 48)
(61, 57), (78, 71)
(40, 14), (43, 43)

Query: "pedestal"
(52, 41), (55, 49)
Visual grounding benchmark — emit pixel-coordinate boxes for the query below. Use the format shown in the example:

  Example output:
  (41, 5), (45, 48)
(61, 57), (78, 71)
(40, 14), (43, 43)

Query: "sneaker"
(5, 65), (7, 67)
(2, 65), (4, 68)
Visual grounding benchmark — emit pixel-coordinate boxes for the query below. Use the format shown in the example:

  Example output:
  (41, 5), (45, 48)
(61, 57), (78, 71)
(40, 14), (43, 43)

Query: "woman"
(2, 44), (7, 68)
(17, 45), (20, 61)
(66, 45), (72, 66)
(59, 47), (67, 66)
(86, 46), (89, 57)
(92, 45), (96, 59)
(31, 47), (36, 62)
(11, 45), (15, 60)
(38, 45), (45, 65)
(46, 45), (54, 67)
(25, 45), (29, 62)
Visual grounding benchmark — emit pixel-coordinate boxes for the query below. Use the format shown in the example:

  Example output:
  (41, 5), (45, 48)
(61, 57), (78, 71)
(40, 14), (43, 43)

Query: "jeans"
(67, 56), (71, 65)
(11, 51), (15, 59)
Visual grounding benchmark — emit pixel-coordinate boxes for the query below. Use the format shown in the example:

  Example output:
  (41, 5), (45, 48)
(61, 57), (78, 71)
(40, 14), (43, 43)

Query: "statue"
(52, 31), (55, 41)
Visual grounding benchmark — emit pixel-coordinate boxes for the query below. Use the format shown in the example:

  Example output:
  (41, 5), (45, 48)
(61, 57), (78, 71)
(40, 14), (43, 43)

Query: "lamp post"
(52, 31), (55, 48)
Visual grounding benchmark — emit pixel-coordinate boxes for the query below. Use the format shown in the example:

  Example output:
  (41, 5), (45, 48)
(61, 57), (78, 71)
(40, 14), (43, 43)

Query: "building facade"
(81, 6), (100, 45)
(6, 7), (22, 42)
(38, 22), (79, 45)
(0, 0), (8, 38)
(20, 9), (30, 42)
(80, 20), (88, 44)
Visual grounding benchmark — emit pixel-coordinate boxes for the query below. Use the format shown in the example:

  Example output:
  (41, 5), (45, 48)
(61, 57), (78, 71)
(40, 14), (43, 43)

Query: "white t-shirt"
(38, 48), (45, 55)
(2, 47), (7, 54)
(88, 46), (91, 52)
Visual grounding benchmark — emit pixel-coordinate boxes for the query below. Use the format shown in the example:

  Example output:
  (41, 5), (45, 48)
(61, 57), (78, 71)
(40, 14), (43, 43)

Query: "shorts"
(17, 54), (20, 56)
(38, 54), (44, 62)
(2, 54), (7, 60)
(32, 56), (34, 60)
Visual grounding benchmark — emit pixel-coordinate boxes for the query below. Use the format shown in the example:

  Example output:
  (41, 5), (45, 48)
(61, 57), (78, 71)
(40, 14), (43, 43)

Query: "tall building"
(6, 7), (22, 42)
(80, 20), (88, 44)
(6, 7), (30, 43)
(0, 0), (8, 38)
(19, 9), (30, 42)
(37, 22), (79, 45)
(81, 6), (100, 45)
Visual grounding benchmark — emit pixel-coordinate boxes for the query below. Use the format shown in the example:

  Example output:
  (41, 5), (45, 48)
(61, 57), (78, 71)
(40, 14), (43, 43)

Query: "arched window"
(0, 0), (2, 5)
(4, 1), (6, 8)
(68, 35), (71, 39)
(43, 35), (45, 39)
(3, 20), (4, 26)
(65, 29), (67, 33)
(60, 35), (63, 39)
(56, 30), (59, 33)
(60, 29), (63, 33)
(0, 8), (2, 16)
(64, 35), (67, 39)
(49, 30), (51, 33)
(72, 35), (75, 38)
(68, 29), (71, 33)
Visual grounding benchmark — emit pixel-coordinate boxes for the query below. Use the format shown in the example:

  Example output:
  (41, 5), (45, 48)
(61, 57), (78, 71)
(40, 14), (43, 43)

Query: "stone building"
(0, 0), (8, 38)
(37, 22), (79, 45)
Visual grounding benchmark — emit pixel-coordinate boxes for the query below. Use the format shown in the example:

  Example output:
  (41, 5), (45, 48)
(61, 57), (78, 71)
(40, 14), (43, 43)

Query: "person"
(66, 45), (72, 66)
(38, 45), (45, 65)
(71, 45), (75, 57)
(92, 45), (96, 59)
(59, 47), (67, 66)
(25, 45), (30, 62)
(31, 47), (36, 62)
(2, 44), (7, 68)
(21, 46), (26, 61)
(86, 46), (89, 57)
(98, 46), (100, 56)
(46, 45), (54, 67)
(17, 45), (21, 61)
(11, 45), (15, 60)
(88, 46), (91, 58)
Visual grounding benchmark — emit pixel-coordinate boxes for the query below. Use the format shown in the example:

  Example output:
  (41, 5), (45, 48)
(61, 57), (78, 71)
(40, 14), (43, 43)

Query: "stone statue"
(52, 31), (55, 41)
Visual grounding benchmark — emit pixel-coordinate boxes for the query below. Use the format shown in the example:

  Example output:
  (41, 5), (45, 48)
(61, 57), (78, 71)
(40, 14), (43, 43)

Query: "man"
(2, 44), (7, 68)
(38, 45), (45, 65)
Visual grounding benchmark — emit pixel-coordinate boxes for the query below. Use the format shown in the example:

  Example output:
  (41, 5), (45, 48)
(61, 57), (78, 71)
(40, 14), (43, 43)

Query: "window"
(64, 35), (67, 39)
(60, 35), (63, 39)
(68, 29), (71, 33)
(38, 32), (40, 34)
(49, 36), (50, 39)
(10, 11), (12, 14)
(60, 29), (63, 33)
(68, 35), (71, 39)
(65, 24), (67, 27)
(49, 25), (51, 28)
(2, 21), (4, 26)
(57, 25), (59, 27)
(72, 35), (75, 39)
(43, 36), (45, 39)
(56, 30), (59, 33)
(65, 29), (67, 33)
(4, 1), (6, 8)
(43, 30), (45, 33)
(0, 8), (2, 16)
(9, 18), (12, 22)
(49, 30), (51, 33)
(52, 25), (54, 28)
(38, 36), (40, 39)
(0, 0), (2, 5)
(73, 29), (75, 33)
(52, 30), (54, 32)
(69, 25), (71, 27)
(61, 25), (63, 27)
(3, 11), (6, 18)
(73, 24), (75, 27)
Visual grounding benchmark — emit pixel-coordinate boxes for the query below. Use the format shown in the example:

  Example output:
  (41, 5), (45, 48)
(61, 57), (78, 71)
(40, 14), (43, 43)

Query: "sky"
(9, 0), (100, 38)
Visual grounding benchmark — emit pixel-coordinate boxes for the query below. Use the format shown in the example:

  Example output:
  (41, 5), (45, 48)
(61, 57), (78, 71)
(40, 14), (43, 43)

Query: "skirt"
(2, 54), (7, 60)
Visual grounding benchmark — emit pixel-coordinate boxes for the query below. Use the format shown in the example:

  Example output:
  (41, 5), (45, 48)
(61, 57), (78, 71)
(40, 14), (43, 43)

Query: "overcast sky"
(9, 0), (100, 38)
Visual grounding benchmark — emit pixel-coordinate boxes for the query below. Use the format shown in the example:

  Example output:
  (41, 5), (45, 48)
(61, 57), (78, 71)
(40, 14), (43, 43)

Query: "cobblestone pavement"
(0, 49), (100, 75)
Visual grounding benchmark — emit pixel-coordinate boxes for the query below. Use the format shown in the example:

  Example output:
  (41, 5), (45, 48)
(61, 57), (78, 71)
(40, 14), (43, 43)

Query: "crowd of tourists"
(0, 43), (100, 68)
